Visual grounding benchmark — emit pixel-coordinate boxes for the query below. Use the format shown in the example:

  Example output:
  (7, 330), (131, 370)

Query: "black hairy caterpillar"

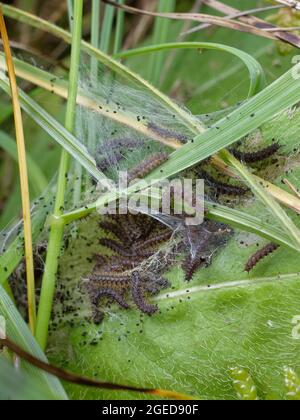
(88, 273), (131, 283)
(93, 254), (107, 268)
(134, 230), (172, 251)
(182, 253), (207, 282)
(148, 122), (188, 144)
(181, 221), (232, 282)
(230, 143), (280, 164)
(197, 169), (249, 196)
(87, 275), (131, 291)
(99, 238), (134, 258)
(99, 221), (126, 242)
(103, 137), (144, 151)
(89, 288), (130, 310)
(128, 152), (169, 181)
(101, 256), (145, 272)
(131, 272), (158, 315)
(245, 243), (279, 272)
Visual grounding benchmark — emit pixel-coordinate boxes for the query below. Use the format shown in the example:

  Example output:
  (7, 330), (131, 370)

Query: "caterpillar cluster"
(85, 213), (172, 319)
(245, 243), (279, 272)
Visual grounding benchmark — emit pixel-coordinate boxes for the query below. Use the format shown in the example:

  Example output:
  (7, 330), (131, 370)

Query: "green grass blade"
(149, 0), (176, 86)
(35, 0), (84, 351)
(206, 202), (297, 250)
(67, 0), (73, 30)
(220, 150), (300, 249)
(100, 2), (115, 54)
(145, 65), (300, 185)
(114, 0), (125, 54)
(91, 0), (101, 75)
(0, 2), (204, 134)
(116, 42), (266, 97)
(0, 357), (56, 400)
(0, 286), (68, 400)
(0, 187), (54, 285)
(0, 75), (109, 187)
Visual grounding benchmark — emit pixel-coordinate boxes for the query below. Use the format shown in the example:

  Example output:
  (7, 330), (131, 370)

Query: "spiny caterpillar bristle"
(245, 243), (279, 272)
(128, 152), (169, 182)
(230, 143), (281, 164)
(148, 122), (188, 143)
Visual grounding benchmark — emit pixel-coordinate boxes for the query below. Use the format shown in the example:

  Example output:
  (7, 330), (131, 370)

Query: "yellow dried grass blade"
(0, 7), (36, 333)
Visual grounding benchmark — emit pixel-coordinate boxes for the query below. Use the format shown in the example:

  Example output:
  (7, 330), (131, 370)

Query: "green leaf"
(0, 356), (57, 400)
(0, 286), (68, 400)
(48, 215), (300, 400)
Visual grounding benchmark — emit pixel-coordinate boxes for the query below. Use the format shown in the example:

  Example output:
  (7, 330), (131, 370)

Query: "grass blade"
(0, 2), (204, 134)
(149, 0), (176, 86)
(220, 149), (300, 248)
(0, 75), (109, 186)
(114, 0), (125, 54)
(100, 2), (115, 54)
(0, 286), (68, 399)
(35, 0), (84, 351)
(116, 42), (266, 97)
(0, 7), (36, 332)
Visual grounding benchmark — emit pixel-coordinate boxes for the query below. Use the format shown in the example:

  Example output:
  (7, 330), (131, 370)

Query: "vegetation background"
(0, 0), (300, 400)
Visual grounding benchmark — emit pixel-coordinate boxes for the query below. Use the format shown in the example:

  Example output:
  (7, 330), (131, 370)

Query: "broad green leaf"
(48, 213), (300, 400)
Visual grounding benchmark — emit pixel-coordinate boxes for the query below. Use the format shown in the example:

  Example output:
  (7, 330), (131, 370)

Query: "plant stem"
(67, 0), (74, 30)
(84, 0), (101, 192)
(35, 0), (83, 350)
(0, 7), (36, 332)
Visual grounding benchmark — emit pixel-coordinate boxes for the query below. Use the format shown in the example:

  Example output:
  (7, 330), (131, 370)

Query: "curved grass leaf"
(116, 42), (266, 97)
